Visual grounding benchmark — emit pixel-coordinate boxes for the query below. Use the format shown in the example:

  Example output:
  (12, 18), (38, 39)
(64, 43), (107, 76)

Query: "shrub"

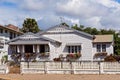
(39, 52), (49, 57)
(104, 54), (117, 62)
(66, 53), (81, 59)
(94, 52), (107, 58)
(53, 58), (61, 61)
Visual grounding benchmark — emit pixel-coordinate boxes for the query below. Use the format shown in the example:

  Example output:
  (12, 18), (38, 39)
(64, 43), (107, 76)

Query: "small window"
(78, 46), (81, 52)
(68, 45), (81, 53)
(97, 44), (101, 52)
(10, 32), (13, 39)
(0, 29), (3, 33)
(14, 33), (16, 38)
(0, 42), (4, 49)
(75, 46), (77, 53)
(68, 46), (70, 53)
(102, 44), (106, 52)
(5, 30), (8, 33)
(71, 46), (74, 53)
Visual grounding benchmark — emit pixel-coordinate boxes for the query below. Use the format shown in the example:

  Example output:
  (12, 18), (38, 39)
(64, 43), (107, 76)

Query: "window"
(68, 46), (81, 53)
(71, 46), (74, 53)
(0, 41), (4, 49)
(96, 44), (106, 52)
(68, 46), (70, 53)
(10, 32), (13, 39)
(75, 46), (77, 53)
(14, 33), (16, 38)
(97, 44), (101, 52)
(78, 46), (81, 52)
(40, 45), (45, 53)
(0, 29), (3, 33)
(102, 44), (106, 52)
(5, 30), (7, 33)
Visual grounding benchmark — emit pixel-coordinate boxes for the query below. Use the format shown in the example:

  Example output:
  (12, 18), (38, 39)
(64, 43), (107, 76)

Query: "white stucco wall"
(43, 32), (93, 61)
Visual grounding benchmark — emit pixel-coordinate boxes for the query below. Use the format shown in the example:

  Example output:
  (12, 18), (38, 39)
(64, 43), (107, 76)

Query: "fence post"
(99, 62), (103, 74)
(20, 62), (24, 74)
(70, 62), (74, 74)
(5, 64), (9, 74)
(45, 61), (49, 74)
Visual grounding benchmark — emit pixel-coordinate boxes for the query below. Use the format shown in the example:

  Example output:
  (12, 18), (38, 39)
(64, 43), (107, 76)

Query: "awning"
(66, 43), (82, 46)
(9, 41), (49, 45)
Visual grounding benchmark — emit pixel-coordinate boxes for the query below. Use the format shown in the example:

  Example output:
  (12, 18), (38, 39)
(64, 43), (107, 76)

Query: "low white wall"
(21, 61), (120, 74)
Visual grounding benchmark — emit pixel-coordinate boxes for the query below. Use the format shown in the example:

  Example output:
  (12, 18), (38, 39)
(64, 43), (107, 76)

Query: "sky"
(0, 0), (120, 30)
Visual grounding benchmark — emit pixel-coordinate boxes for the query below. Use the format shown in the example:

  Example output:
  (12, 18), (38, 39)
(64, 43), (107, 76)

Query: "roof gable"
(37, 24), (93, 38)
(0, 25), (23, 34)
(7, 32), (61, 44)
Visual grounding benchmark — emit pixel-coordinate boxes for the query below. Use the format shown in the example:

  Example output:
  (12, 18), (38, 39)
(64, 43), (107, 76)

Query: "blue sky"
(0, 0), (120, 30)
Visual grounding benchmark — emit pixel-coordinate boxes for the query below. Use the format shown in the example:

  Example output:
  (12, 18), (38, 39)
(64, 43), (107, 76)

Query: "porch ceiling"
(9, 40), (49, 45)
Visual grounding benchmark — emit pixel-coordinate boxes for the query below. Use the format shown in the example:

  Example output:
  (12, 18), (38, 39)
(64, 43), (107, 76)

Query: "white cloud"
(20, 0), (45, 11)
(56, 0), (120, 29)
(0, 0), (120, 30)
(56, 0), (109, 18)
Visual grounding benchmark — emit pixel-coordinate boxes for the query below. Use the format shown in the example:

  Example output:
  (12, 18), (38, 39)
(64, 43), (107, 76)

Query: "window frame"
(96, 44), (106, 52)
(68, 45), (81, 53)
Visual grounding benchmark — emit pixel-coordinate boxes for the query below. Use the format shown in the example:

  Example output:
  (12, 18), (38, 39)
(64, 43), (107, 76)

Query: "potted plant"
(66, 53), (81, 61)
(94, 52), (107, 58)
(39, 52), (49, 57)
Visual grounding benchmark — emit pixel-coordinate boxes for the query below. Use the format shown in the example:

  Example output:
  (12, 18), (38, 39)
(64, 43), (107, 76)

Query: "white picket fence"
(20, 61), (120, 74)
(0, 64), (9, 74)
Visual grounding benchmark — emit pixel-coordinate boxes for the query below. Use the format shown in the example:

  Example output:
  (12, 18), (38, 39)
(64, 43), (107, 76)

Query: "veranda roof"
(7, 32), (61, 45)
(9, 40), (49, 45)
(93, 35), (113, 43)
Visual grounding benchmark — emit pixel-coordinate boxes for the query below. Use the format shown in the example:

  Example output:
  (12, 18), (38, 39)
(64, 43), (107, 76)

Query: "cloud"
(0, 0), (120, 30)
(56, 0), (109, 18)
(19, 0), (45, 11)
(56, 0), (120, 29)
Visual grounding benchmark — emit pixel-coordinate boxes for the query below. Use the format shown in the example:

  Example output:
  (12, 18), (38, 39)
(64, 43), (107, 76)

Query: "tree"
(22, 18), (40, 33)
(114, 34), (120, 55)
(72, 24), (85, 31)
(61, 22), (69, 27)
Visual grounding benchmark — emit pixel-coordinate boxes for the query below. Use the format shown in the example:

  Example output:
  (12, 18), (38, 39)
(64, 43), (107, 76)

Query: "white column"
(33, 45), (35, 53)
(22, 45), (25, 53)
(37, 45), (40, 53)
(17, 45), (20, 53)
(22, 45), (25, 61)
(36, 45), (40, 61)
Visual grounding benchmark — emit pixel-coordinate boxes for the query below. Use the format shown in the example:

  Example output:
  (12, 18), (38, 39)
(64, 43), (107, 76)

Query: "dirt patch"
(9, 66), (20, 74)
(0, 74), (120, 80)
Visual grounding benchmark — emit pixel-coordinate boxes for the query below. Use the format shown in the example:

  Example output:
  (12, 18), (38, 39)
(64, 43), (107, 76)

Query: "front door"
(25, 45), (33, 53)
(40, 45), (45, 53)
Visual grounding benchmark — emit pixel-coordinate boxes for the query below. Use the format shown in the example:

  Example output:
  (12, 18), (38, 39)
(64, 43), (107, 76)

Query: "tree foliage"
(22, 18), (40, 33)
(61, 22), (69, 27)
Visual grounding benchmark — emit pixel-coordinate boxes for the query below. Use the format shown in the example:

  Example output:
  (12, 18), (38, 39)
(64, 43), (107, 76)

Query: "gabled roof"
(93, 35), (113, 43)
(37, 24), (93, 38)
(0, 24), (23, 34)
(7, 32), (61, 45)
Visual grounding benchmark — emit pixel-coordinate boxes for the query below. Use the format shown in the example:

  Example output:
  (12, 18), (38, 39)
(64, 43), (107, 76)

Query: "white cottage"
(7, 24), (114, 61)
